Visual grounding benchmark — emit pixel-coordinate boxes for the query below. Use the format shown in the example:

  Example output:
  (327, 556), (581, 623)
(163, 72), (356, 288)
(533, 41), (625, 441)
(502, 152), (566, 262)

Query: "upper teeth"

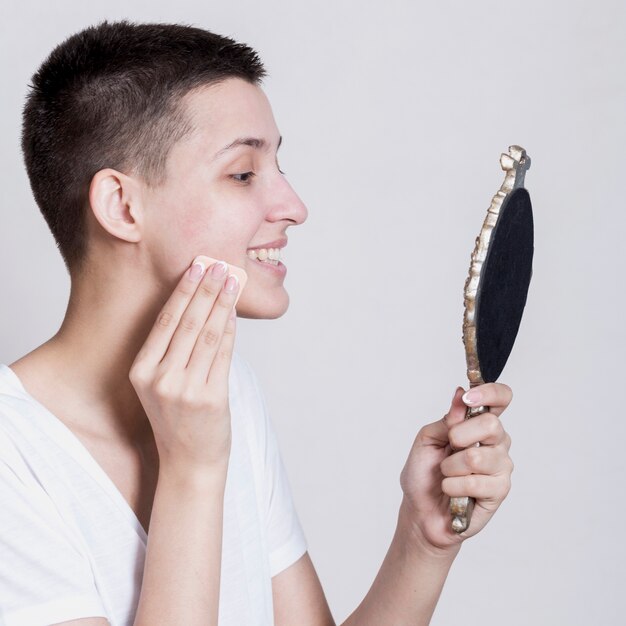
(247, 247), (282, 261)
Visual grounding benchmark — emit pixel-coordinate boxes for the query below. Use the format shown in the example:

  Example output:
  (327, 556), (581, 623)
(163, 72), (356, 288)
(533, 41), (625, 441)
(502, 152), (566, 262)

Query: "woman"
(0, 19), (514, 626)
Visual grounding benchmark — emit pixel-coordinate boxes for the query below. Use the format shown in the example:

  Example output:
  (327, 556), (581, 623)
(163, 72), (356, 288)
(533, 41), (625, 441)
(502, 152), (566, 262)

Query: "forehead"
(181, 78), (277, 147)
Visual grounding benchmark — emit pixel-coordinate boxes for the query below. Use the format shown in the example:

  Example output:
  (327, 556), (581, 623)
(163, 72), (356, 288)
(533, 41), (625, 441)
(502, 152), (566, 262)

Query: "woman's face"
(141, 77), (308, 319)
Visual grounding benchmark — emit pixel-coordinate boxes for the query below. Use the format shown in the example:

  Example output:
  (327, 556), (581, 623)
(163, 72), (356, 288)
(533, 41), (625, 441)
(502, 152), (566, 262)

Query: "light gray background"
(2, 1), (624, 624)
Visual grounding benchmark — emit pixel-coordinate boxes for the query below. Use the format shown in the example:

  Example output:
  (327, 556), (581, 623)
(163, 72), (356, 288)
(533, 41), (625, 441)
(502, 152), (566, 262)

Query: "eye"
(231, 171), (256, 184)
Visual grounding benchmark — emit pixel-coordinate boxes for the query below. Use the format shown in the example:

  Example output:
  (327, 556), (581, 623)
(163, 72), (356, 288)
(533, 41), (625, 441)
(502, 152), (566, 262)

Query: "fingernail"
(211, 260), (229, 277)
(224, 274), (239, 292)
(462, 390), (482, 405)
(189, 261), (206, 281)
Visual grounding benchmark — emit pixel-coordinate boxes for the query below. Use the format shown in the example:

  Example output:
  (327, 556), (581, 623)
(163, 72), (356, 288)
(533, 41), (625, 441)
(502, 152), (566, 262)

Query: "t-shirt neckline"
(0, 363), (149, 545)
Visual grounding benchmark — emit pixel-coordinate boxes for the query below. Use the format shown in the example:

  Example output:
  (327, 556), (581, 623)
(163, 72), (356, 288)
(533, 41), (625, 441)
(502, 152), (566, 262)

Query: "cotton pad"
(191, 255), (248, 307)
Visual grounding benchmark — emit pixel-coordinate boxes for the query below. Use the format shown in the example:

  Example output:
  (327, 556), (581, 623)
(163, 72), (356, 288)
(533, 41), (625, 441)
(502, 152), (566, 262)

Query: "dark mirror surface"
(475, 187), (534, 383)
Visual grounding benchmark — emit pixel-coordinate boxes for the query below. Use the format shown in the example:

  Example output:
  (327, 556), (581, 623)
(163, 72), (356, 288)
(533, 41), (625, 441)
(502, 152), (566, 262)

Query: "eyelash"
(231, 167), (286, 184)
(231, 172), (255, 184)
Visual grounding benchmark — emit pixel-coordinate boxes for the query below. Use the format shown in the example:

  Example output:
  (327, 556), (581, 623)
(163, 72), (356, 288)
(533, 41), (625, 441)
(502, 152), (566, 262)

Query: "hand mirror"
(449, 145), (534, 533)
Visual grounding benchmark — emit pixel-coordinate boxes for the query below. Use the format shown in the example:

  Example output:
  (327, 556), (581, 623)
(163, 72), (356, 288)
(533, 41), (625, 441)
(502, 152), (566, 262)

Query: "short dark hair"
(21, 19), (267, 275)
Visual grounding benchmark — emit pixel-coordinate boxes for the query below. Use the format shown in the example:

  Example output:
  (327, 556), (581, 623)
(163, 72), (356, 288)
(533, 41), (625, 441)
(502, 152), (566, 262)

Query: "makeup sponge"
(191, 255), (248, 307)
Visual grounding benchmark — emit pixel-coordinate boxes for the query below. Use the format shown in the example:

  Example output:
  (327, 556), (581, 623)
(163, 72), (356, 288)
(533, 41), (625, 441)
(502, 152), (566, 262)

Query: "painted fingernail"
(211, 260), (229, 277)
(189, 261), (206, 282)
(224, 274), (239, 292)
(462, 390), (482, 405)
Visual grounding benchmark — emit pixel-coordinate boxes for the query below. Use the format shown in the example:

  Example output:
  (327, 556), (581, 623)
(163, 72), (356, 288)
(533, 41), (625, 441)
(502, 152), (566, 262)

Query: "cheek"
(158, 167), (216, 238)
(168, 180), (219, 241)
(151, 178), (262, 258)
(177, 209), (213, 242)
(147, 196), (213, 268)
(174, 206), (254, 265)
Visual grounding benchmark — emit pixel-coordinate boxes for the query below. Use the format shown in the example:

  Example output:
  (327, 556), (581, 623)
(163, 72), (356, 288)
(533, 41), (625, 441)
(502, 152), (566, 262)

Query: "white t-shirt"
(0, 350), (307, 626)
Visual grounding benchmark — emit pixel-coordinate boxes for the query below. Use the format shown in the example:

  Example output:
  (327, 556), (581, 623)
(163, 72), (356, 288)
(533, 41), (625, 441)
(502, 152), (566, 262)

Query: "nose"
(266, 176), (308, 226)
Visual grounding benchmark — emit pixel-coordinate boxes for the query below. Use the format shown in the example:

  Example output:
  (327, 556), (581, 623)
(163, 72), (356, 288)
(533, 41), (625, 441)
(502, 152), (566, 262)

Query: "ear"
(88, 168), (144, 243)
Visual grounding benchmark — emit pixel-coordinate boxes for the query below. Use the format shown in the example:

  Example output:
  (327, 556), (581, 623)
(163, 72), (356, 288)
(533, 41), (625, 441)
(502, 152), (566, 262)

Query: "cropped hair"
(21, 19), (267, 275)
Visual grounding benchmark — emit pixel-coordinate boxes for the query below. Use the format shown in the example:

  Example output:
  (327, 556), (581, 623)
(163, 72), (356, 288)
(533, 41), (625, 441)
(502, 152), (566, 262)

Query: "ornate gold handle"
(449, 403), (490, 533)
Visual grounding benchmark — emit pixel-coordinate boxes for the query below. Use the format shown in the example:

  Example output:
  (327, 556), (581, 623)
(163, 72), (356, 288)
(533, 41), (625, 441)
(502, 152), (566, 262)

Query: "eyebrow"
(213, 135), (283, 160)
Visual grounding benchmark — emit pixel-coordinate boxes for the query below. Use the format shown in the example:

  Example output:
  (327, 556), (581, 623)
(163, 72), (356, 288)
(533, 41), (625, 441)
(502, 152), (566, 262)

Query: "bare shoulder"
(8, 351), (58, 407)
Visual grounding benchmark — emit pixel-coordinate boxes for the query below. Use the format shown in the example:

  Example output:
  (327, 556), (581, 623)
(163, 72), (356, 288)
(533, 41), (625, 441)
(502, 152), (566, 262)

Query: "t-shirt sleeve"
(0, 427), (109, 626)
(238, 355), (308, 577)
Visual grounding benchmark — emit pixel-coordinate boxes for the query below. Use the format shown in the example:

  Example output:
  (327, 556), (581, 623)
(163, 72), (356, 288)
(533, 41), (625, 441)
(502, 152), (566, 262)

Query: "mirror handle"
(449, 403), (490, 533)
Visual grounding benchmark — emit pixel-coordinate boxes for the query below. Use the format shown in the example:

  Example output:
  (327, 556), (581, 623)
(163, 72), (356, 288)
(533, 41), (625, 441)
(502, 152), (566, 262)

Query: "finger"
(204, 306), (237, 391)
(440, 443), (513, 477)
(132, 259), (211, 369)
(419, 386), (466, 445)
(448, 412), (507, 449)
(461, 382), (513, 417)
(442, 473), (512, 501)
(443, 386), (469, 428)
(186, 275), (239, 384)
(160, 260), (231, 370)
(504, 431), (512, 452)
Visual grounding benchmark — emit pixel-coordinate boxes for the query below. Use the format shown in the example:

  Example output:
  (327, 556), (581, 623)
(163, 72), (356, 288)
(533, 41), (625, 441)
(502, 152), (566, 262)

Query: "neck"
(21, 262), (172, 444)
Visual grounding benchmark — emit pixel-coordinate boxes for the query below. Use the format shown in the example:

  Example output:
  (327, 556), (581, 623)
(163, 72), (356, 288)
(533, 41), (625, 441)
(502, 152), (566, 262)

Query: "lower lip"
(248, 256), (287, 276)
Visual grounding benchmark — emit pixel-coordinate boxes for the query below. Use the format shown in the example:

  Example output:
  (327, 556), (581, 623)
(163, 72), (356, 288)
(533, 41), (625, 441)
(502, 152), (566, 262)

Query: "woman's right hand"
(128, 259), (239, 479)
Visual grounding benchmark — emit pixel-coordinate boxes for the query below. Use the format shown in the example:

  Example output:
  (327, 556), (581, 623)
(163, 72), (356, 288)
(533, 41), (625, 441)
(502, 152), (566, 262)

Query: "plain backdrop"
(1, 1), (625, 624)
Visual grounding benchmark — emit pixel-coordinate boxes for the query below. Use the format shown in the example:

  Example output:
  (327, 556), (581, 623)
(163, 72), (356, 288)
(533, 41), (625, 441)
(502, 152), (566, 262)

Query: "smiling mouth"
(246, 247), (282, 266)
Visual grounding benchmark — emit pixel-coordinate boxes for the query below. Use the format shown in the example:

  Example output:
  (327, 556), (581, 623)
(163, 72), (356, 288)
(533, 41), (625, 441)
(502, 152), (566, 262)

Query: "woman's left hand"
(399, 382), (514, 552)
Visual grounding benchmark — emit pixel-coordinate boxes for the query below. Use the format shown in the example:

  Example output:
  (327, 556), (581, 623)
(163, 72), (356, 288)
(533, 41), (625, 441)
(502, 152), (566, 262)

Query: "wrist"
(158, 459), (229, 493)
(397, 496), (462, 562)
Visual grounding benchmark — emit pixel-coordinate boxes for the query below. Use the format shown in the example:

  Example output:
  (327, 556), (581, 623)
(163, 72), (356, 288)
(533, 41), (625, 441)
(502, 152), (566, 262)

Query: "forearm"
(133, 462), (229, 626)
(340, 497), (461, 626)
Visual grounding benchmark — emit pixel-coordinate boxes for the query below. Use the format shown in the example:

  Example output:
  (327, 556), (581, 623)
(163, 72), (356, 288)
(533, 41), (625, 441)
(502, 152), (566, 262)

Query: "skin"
(9, 76), (515, 625)
(11, 77), (307, 444)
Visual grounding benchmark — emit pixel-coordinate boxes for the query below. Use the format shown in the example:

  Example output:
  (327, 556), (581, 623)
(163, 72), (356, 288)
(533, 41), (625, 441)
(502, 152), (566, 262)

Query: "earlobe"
(88, 168), (143, 243)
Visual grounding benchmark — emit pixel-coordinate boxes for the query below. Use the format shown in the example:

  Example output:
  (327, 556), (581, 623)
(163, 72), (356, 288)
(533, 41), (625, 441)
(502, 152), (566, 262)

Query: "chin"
(236, 291), (290, 320)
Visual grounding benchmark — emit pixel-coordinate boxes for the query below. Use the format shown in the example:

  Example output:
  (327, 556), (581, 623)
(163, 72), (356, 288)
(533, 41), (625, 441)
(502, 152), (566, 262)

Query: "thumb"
(443, 386), (467, 428)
